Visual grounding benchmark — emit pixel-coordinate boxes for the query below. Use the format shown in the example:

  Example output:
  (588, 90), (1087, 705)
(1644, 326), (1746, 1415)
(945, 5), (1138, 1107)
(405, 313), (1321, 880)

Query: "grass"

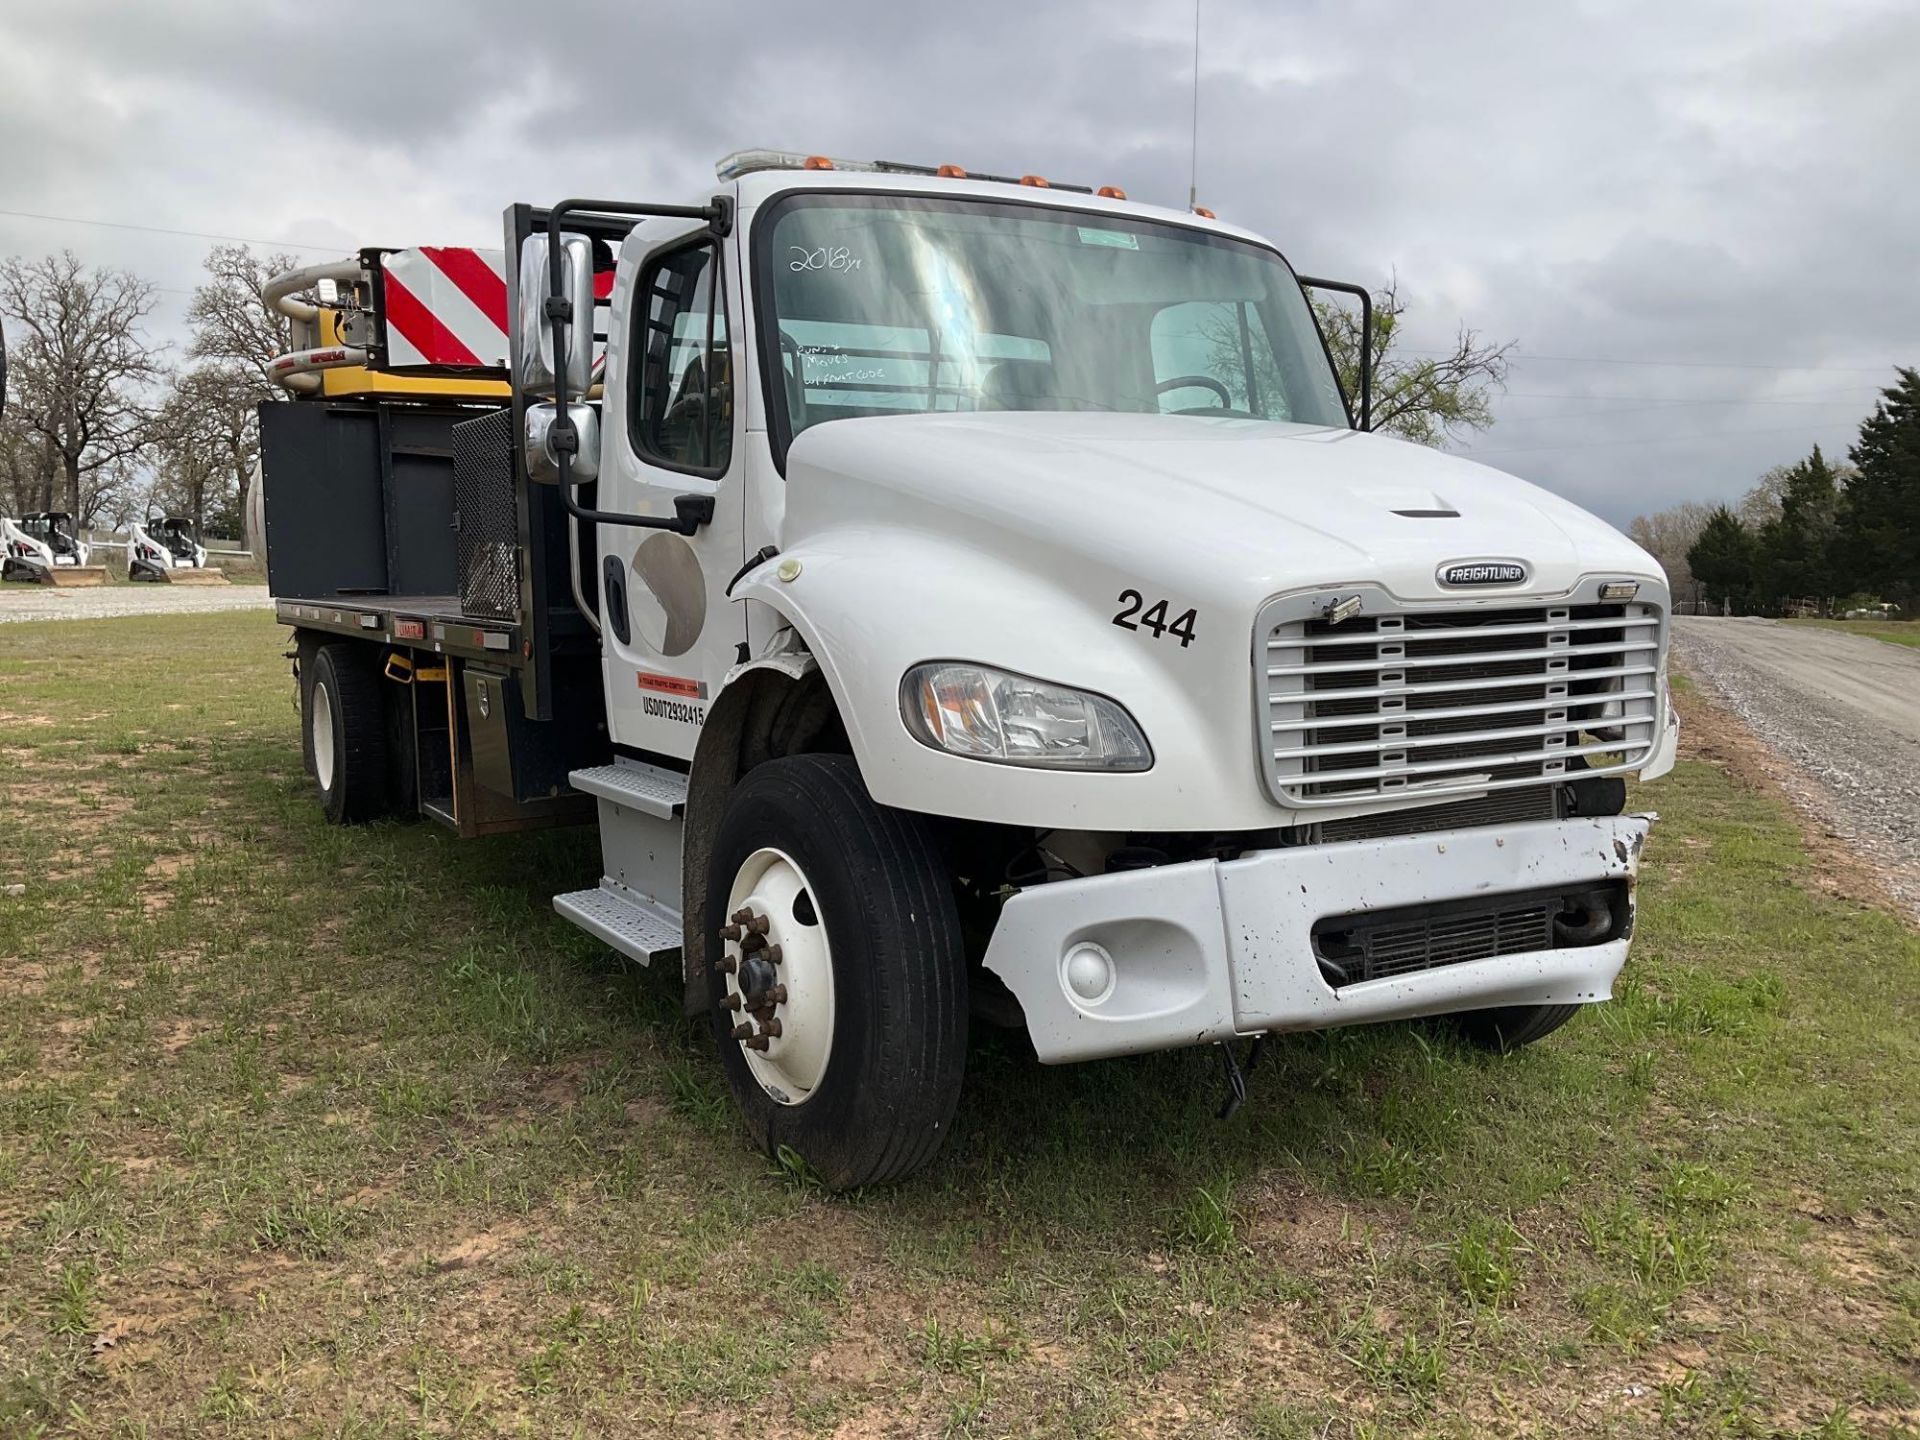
(1, 609), (1917, 1437)
(1787, 618), (1920, 649)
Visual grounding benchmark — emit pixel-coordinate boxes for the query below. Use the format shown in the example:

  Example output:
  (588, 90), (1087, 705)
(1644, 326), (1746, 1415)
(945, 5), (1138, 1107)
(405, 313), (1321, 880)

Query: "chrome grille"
(1259, 592), (1663, 807)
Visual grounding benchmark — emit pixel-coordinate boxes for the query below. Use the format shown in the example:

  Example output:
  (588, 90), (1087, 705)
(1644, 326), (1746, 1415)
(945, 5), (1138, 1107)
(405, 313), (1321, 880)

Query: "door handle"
(601, 556), (631, 645)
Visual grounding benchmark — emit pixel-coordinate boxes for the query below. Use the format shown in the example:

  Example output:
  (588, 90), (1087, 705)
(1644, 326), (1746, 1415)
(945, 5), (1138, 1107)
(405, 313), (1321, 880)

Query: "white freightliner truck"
(258, 151), (1675, 1188)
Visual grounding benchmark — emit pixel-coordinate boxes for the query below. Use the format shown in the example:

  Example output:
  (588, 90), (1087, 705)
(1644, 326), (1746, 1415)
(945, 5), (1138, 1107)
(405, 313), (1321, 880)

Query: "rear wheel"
(305, 643), (389, 824)
(1446, 1003), (1580, 1053)
(705, 754), (967, 1189)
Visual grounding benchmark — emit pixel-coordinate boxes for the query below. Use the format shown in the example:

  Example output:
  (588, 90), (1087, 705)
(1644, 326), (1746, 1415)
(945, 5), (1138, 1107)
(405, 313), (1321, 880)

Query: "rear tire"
(704, 754), (967, 1189)
(1447, 1002), (1580, 1053)
(306, 644), (389, 824)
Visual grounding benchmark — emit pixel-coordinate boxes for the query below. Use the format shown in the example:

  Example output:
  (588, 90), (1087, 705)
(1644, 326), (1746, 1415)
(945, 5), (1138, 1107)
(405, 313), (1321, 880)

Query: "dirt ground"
(1673, 616), (1920, 921)
(0, 584), (272, 624)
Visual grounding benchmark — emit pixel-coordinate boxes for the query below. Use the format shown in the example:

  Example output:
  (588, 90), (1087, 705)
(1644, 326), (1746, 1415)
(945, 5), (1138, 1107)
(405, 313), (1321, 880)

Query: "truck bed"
(260, 398), (594, 712)
(273, 592), (524, 665)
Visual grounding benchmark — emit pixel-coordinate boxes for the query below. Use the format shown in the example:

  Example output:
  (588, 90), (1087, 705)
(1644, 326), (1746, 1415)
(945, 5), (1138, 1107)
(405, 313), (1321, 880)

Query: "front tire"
(1447, 1002), (1580, 1053)
(705, 754), (967, 1189)
(305, 644), (389, 824)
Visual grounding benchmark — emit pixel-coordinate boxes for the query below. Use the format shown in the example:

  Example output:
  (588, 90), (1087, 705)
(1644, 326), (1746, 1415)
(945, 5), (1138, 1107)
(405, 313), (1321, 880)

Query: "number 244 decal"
(1112, 590), (1198, 647)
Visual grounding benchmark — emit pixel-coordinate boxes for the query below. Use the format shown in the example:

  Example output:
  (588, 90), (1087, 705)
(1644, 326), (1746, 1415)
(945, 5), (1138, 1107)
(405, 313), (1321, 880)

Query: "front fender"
(733, 534), (1286, 834)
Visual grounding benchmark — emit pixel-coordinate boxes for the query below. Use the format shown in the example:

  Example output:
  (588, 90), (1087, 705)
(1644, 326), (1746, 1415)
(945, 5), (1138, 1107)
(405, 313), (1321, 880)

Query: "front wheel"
(1445, 1003), (1580, 1053)
(705, 754), (967, 1189)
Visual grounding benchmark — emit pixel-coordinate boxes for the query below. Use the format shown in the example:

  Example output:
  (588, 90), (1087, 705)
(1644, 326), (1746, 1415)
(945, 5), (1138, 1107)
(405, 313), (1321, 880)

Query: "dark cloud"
(3, 0), (1912, 527)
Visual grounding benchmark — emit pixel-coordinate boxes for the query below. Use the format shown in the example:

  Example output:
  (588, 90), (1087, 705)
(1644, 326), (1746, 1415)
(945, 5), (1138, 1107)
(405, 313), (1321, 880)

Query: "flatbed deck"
(275, 593), (523, 665)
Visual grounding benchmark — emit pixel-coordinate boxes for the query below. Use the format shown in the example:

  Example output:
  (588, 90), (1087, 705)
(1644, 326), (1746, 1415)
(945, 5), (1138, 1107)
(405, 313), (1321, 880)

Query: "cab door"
(596, 212), (747, 760)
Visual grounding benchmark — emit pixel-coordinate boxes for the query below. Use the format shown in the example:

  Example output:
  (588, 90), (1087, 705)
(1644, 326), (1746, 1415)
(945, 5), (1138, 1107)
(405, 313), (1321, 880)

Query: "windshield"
(758, 193), (1350, 449)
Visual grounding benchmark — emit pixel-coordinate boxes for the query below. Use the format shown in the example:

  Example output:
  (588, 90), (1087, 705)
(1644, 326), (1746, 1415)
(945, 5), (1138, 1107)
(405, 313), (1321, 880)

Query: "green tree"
(1754, 444), (1843, 610)
(1841, 367), (1920, 610)
(1687, 506), (1757, 613)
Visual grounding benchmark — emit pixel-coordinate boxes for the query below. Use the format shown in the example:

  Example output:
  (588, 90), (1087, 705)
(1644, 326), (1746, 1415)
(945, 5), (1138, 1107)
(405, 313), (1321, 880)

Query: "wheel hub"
(718, 848), (834, 1105)
(312, 678), (335, 790)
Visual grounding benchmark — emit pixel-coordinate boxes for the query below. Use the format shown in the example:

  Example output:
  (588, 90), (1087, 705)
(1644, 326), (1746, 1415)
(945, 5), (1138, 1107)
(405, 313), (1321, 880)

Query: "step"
(568, 760), (688, 818)
(554, 883), (683, 966)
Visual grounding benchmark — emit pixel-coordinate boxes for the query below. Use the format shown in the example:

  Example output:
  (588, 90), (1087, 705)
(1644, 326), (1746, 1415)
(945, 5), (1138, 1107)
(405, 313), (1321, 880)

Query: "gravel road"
(1672, 616), (1920, 920)
(0, 585), (276, 624)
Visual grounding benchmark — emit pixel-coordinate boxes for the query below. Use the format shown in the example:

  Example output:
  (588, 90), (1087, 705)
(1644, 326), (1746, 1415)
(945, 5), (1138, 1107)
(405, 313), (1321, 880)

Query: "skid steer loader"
(2, 512), (109, 585)
(128, 517), (226, 584)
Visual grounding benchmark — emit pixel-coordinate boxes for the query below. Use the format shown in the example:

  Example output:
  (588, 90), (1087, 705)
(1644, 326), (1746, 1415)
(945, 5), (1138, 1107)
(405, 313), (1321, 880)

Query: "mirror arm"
(556, 484), (711, 536)
(1296, 274), (1372, 433)
(539, 195), (731, 528)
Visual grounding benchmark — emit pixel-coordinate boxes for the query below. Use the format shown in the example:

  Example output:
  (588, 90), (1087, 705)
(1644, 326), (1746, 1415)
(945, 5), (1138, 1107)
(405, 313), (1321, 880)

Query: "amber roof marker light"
(713, 151), (1103, 194)
(1192, 206), (1216, 219)
(1097, 185), (1127, 200)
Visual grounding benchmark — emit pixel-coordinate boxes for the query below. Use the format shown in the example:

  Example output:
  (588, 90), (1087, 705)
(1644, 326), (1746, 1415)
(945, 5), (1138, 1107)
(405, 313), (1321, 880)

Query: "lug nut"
(731, 1022), (754, 1040)
(744, 913), (771, 936)
(731, 908), (753, 924)
(760, 1019), (783, 1039)
(719, 923), (742, 943)
(766, 984), (787, 1005)
(766, 944), (783, 966)
(722, 994), (741, 1012)
(719, 954), (737, 974)
(744, 1036), (771, 1052)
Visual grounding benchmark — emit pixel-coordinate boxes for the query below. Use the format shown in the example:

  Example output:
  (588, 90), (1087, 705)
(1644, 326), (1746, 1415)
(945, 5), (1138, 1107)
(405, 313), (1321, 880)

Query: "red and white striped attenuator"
(381, 247), (613, 371)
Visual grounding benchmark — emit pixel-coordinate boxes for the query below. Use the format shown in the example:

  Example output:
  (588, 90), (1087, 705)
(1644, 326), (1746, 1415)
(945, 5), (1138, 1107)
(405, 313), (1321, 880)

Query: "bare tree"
(149, 379), (234, 533)
(166, 362), (266, 535)
(1737, 463), (1794, 529)
(187, 243), (301, 388)
(1312, 276), (1514, 446)
(1, 339), (61, 515)
(2, 423), (58, 516)
(183, 244), (301, 526)
(0, 252), (164, 522)
(1627, 499), (1715, 600)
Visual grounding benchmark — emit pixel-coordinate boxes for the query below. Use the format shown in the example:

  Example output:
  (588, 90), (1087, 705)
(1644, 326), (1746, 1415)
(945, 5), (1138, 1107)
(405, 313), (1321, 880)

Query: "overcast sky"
(3, 0), (1914, 529)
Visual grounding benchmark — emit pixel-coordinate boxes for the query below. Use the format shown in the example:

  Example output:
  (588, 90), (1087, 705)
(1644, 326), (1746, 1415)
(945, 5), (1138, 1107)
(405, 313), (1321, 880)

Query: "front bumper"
(982, 814), (1652, 1063)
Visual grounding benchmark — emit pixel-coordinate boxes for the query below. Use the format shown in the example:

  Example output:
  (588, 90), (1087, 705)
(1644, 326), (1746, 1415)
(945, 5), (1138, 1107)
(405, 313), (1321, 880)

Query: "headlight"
(900, 663), (1152, 771)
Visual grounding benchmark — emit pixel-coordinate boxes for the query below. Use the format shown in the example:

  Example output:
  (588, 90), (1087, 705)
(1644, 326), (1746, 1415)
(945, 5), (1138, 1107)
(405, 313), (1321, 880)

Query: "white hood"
(783, 412), (1662, 606)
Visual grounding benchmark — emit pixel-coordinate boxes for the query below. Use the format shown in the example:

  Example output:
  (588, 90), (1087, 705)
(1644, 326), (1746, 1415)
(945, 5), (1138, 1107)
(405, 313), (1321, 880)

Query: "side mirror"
(524, 401), (600, 485)
(515, 233), (595, 397)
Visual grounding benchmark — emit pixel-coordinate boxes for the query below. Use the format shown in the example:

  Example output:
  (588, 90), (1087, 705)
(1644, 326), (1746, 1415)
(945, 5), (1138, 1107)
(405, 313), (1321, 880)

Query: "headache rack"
(1257, 584), (1665, 809)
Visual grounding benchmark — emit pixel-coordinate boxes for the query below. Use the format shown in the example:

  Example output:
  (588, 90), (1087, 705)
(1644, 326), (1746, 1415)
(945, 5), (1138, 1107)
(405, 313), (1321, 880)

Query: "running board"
(553, 884), (683, 966)
(559, 759), (688, 967)
(568, 760), (687, 817)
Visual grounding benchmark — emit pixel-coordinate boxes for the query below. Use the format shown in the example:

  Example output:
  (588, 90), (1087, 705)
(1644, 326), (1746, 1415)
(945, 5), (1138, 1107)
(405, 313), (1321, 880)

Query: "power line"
(1499, 387), (1877, 403)
(1458, 420), (1859, 458)
(1492, 397), (1875, 425)
(1405, 346), (1906, 375)
(0, 207), (342, 254)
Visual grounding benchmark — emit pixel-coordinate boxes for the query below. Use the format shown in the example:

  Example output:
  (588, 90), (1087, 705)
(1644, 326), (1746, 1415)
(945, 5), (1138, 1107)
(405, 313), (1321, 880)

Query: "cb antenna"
(1187, 0), (1202, 210)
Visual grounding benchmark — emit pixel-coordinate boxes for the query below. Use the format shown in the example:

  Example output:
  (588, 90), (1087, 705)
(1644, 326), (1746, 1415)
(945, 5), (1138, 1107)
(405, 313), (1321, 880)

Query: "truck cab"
(266, 151), (1674, 1188)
